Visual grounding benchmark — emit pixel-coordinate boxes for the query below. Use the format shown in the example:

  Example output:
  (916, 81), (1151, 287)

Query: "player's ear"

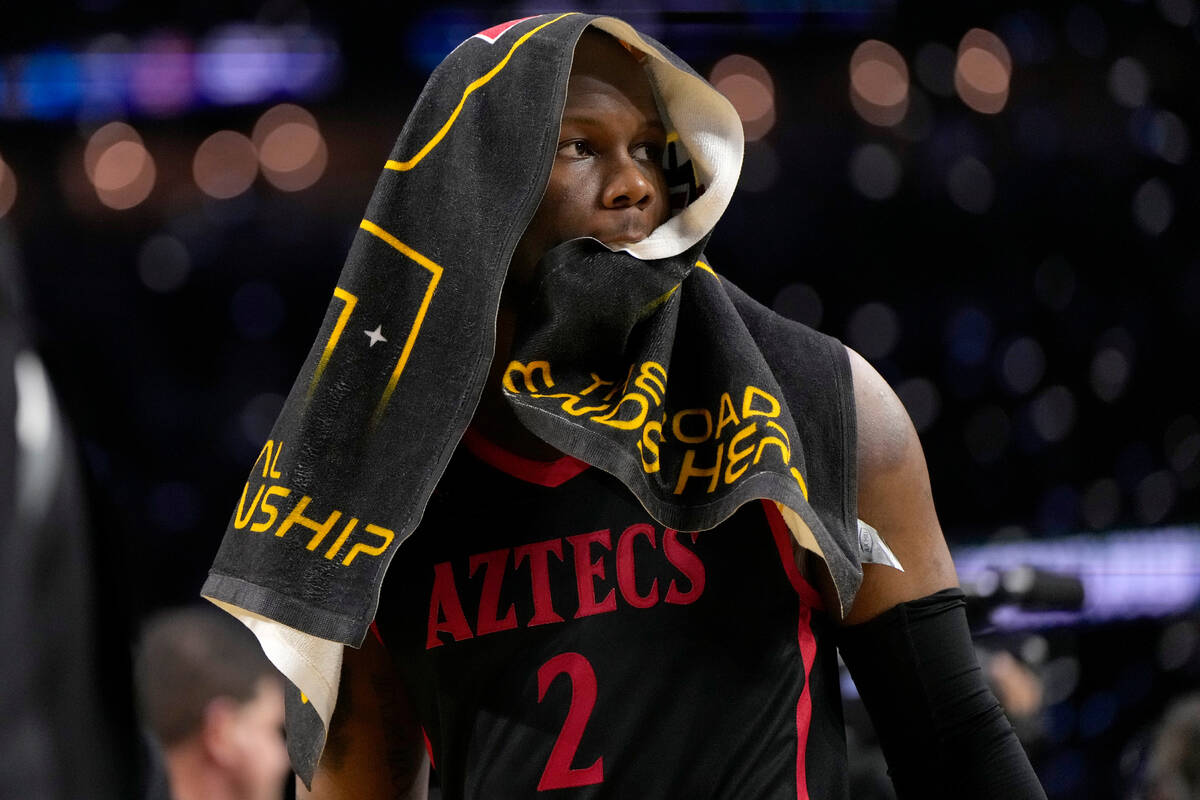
(201, 696), (242, 767)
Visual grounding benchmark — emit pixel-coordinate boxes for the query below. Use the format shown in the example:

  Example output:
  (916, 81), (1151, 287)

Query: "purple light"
(196, 25), (288, 106)
(130, 33), (194, 115)
(954, 526), (1200, 629)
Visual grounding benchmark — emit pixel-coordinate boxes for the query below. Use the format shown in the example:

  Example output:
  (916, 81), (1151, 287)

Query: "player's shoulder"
(844, 345), (917, 475)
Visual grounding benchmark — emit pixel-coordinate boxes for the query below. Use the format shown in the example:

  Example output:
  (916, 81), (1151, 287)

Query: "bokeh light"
(252, 103), (327, 191)
(1165, 415), (1200, 474)
(18, 46), (83, 119)
(996, 10), (1055, 65)
(196, 24), (288, 106)
(137, 234), (191, 293)
(846, 301), (900, 359)
(1030, 385), (1076, 443)
(946, 155), (994, 213)
(240, 392), (286, 445)
(0, 155), (16, 218)
(849, 143), (902, 200)
(849, 39), (909, 127)
(1157, 620), (1199, 671)
(1109, 57), (1149, 108)
(1140, 109), (1190, 165)
(80, 34), (133, 118)
(84, 122), (156, 209)
(955, 29), (1011, 114)
(710, 54), (776, 141)
(1091, 346), (1131, 402)
(1132, 177), (1173, 236)
(193, 130), (258, 199)
(1000, 337), (1046, 395)
(1157, 0), (1195, 27)
(1136, 470), (1176, 524)
(129, 32), (194, 115)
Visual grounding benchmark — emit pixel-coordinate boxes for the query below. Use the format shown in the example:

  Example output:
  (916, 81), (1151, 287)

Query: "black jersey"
(375, 430), (850, 799)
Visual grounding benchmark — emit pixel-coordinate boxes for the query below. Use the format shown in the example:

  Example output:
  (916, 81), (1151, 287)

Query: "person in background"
(1138, 693), (1200, 800)
(134, 606), (290, 800)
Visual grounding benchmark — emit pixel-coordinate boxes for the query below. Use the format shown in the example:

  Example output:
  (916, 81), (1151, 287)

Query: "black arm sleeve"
(836, 588), (1047, 800)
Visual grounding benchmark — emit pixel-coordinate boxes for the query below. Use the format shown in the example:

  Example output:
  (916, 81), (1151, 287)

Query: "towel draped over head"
(202, 12), (884, 785)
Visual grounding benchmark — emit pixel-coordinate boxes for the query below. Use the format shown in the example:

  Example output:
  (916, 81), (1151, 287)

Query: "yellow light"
(194, 130), (258, 199)
(93, 141), (155, 209)
(849, 40), (910, 127)
(710, 54), (777, 141)
(955, 29), (1011, 114)
(253, 103), (328, 192)
(84, 121), (140, 181)
(83, 121), (156, 210)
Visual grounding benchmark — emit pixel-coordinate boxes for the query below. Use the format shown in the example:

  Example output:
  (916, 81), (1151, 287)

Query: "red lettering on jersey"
(426, 561), (474, 648)
(616, 523), (659, 609)
(663, 529), (706, 604)
(473, 17), (535, 45)
(514, 538), (566, 626)
(469, 548), (518, 636)
(567, 530), (618, 618)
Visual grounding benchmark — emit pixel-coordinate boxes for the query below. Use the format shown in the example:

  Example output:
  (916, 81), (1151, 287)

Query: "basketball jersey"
(375, 429), (852, 799)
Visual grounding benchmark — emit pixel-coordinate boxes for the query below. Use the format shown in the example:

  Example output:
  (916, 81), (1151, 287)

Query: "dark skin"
(476, 30), (671, 461)
(301, 29), (957, 800)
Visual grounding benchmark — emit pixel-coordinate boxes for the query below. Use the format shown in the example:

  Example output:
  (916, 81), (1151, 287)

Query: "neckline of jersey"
(462, 427), (591, 487)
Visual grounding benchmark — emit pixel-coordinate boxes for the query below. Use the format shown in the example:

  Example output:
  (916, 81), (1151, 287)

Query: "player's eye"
(558, 140), (593, 158)
(631, 142), (664, 163)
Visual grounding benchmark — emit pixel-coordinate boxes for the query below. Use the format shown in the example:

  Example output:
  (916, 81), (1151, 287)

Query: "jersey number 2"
(537, 652), (604, 790)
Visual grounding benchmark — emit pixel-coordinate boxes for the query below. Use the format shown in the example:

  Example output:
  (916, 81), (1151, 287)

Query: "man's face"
(225, 677), (289, 800)
(510, 31), (671, 284)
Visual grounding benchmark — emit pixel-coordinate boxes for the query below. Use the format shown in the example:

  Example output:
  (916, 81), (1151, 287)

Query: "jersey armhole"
(368, 619), (438, 769)
(761, 500), (825, 611)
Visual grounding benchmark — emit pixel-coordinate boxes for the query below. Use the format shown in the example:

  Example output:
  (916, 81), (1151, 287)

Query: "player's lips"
(596, 224), (659, 248)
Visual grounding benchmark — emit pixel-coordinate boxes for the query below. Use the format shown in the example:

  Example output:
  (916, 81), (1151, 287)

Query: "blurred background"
(2, 0), (1199, 797)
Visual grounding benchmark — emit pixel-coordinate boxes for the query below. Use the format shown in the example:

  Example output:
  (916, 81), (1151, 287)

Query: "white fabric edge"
(590, 17), (745, 262)
(205, 598), (343, 732)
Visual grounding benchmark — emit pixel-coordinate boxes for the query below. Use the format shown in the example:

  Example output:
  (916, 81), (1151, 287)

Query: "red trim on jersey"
(462, 427), (590, 487)
(423, 728), (436, 769)
(761, 501), (824, 611)
(795, 604), (818, 800)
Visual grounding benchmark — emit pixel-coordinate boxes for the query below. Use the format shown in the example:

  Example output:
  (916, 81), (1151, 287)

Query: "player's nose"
(601, 156), (656, 211)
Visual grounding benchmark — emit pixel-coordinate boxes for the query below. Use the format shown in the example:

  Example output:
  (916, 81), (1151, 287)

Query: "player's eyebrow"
(559, 114), (667, 136)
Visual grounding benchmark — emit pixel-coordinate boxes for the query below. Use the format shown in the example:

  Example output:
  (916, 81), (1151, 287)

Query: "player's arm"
(840, 346), (958, 623)
(298, 631), (429, 800)
(830, 346), (1046, 799)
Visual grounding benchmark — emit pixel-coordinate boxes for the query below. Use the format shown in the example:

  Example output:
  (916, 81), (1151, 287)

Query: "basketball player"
(294, 24), (1046, 800)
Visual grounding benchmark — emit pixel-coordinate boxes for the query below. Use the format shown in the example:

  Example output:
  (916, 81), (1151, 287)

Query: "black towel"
(202, 12), (879, 784)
